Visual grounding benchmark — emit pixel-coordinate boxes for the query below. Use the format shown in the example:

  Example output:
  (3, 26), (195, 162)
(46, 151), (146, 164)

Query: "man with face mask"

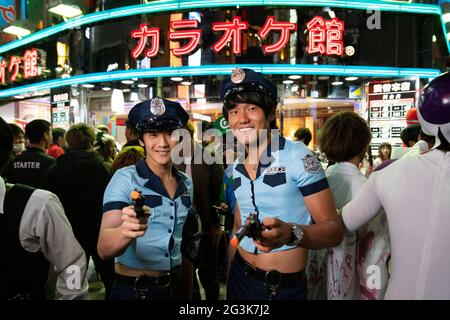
(3, 119), (55, 189)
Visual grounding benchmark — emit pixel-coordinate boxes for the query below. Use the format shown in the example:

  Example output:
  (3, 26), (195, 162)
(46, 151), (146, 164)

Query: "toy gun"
(131, 189), (146, 219)
(230, 213), (262, 247)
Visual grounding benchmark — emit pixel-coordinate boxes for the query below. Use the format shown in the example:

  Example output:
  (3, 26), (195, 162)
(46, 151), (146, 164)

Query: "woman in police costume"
(97, 97), (193, 300)
(222, 68), (343, 300)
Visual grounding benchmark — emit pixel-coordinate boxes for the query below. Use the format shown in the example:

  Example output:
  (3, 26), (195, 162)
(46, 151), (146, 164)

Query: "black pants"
(227, 253), (307, 300)
(193, 234), (220, 300)
(109, 270), (182, 300)
(80, 241), (115, 300)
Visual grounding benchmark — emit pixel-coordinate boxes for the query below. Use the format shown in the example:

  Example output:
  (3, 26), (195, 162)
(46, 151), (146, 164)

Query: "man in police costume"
(3, 119), (55, 189)
(222, 68), (343, 300)
(97, 97), (194, 300)
(0, 116), (88, 300)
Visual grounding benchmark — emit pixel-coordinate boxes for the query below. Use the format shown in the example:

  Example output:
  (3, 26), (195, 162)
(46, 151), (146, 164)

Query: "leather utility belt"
(115, 270), (177, 300)
(235, 251), (305, 300)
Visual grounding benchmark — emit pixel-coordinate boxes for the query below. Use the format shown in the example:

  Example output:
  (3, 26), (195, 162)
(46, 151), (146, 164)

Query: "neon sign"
(131, 15), (343, 58)
(306, 16), (344, 56)
(168, 19), (202, 56)
(0, 48), (39, 84)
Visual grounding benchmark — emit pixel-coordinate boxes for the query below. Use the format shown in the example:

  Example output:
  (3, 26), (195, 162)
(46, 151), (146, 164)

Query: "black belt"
(115, 269), (178, 289)
(234, 251), (305, 287)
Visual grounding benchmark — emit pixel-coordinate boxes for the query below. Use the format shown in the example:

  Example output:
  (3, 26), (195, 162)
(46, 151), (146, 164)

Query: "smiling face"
(227, 103), (272, 147)
(142, 131), (178, 167)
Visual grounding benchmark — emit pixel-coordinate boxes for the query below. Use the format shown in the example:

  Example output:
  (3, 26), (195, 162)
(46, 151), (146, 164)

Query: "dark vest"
(2, 184), (49, 300)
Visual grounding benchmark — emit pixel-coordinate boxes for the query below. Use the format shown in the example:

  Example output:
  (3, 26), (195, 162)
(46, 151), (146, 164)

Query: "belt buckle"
(135, 274), (151, 300)
(154, 272), (171, 288)
(264, 270), (281, 300)
(264, 270), (281, 289)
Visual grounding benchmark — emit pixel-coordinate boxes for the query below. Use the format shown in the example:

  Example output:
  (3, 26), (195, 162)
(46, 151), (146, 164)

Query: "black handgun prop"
(230, 213), (262, 247)
(130, 189), (146, 219)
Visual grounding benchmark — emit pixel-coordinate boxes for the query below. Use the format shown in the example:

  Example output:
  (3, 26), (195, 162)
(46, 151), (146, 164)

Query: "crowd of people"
(2, 69), (450, 300)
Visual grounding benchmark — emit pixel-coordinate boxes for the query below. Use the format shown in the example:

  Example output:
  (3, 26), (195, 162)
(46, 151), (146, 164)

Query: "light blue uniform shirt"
(232, 136), (329, 254)
(103, 159), (193, 271)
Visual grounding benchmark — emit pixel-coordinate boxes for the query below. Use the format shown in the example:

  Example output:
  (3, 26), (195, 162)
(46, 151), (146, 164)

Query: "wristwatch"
(286, 223), (304, 247)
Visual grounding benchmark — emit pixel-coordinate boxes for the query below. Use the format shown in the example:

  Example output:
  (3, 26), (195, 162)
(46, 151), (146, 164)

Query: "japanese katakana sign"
(131, 15), (344, 59)
(0, 48), (39, 84)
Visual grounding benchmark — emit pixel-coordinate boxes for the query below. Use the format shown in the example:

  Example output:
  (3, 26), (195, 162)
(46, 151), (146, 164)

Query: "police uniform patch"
(231, 67), (246, 83)
(302, 154), (321, 174)
(150, 97), (166, 116)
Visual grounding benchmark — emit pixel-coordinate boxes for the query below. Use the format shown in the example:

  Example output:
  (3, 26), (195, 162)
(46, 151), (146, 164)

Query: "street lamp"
(3, 20), (34, 38)
(48, 3), (83, 19)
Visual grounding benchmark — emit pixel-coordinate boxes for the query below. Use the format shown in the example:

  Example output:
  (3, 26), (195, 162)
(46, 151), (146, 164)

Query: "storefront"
(0, 0), (448, 148)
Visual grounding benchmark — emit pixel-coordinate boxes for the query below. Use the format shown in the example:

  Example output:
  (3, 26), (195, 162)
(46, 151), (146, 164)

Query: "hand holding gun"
(230, 213), (262, 247)
(131, 189), (146, 219)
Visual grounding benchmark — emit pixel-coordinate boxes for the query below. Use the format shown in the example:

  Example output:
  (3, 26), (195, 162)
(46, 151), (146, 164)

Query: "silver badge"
(231, 67), (246, 84)
(150, 97), (166, 116)
(302, 154), (321, 174)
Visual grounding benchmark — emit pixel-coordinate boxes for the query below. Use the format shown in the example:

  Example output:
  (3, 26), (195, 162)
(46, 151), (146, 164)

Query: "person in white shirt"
(307, 112), (390, 300)
(0, 116), (88, 300)
(342, 72), (450, 299)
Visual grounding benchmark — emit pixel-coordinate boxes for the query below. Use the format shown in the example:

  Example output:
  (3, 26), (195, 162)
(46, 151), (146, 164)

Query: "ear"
(267, 109), (276, 122)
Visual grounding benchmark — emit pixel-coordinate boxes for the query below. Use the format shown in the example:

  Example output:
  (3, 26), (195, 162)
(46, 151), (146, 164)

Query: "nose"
(237, 109), (250, 124)
(157, 133), (171, 147)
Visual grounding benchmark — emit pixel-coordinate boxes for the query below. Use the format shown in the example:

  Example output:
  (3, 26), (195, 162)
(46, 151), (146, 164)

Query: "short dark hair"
(319, 112), (371, 162)
(25, 119), (51, 144)
(419, 129), (435, 148)
(400, 124), (421, 146)
(126, 119), (138, 135)
(223, 91), (277, 129)
(52, 128), (66, 144)
(65, 124), (96, 150)
(294, 128), (312, 146)
(9, 123), (24, 139)
(0, 117), (13, 171)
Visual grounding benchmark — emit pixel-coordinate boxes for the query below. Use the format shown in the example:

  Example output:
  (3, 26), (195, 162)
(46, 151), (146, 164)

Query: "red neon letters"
(131, 23), (160, 59)
(0, 48), (40, 84)
(131, 15), (345, 59)
(23, 49), (39, 79)
(168, 20), (202, 56)
(307, 16), (344, 56)
(211, 16), (248, 55)
(258, 16), (297, 54)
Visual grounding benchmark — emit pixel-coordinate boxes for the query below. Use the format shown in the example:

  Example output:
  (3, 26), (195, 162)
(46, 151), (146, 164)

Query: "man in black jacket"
(4, 119), (55, 189)
(45, 123), (115, 299)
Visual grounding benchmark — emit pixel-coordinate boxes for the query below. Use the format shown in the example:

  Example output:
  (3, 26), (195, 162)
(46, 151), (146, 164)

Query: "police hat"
(220, 68), (277, 104)
(128, 97), (189, 132)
